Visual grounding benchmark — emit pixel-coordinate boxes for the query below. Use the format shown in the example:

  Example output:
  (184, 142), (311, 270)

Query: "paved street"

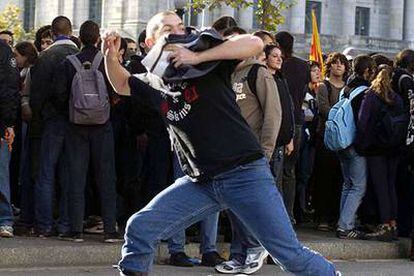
(1, 260), (414, 276)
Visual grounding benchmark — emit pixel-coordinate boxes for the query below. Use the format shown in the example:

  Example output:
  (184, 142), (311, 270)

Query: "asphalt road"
(0, 260), (414, 276)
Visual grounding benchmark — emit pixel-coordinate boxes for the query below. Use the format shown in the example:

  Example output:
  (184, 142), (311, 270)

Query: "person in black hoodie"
(0, 39), (19, 237)
(275, 31), (310, 224)
(356, 65), (406, 242)
(335, 55), (376, 240)
(391, 49), (414, 259)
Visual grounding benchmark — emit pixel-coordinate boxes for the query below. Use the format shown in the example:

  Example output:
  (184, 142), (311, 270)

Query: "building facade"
(5, 0), (414, 56)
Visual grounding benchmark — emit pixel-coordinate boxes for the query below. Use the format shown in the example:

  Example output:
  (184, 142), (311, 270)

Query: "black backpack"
(373, 94), (409, 149)
(274, 73), (295, 147)
(247, 65), (294, 147)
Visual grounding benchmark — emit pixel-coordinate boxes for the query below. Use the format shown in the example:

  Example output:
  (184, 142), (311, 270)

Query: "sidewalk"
(0, 228), (411, 268)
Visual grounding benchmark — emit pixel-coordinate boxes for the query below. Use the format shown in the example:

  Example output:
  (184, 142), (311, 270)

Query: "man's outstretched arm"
(103, 33), (132, 96)
(170, 34), (264, 67)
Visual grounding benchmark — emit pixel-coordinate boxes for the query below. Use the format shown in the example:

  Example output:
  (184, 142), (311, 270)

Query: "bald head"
(145, 11), (185, 48)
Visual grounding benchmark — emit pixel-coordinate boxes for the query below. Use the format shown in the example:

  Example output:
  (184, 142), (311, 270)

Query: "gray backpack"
(67, 52), (110, 125)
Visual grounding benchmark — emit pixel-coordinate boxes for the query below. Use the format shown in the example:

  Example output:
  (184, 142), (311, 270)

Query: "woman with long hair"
(265, 44), (295, 212)
(356, 65), (407, 241)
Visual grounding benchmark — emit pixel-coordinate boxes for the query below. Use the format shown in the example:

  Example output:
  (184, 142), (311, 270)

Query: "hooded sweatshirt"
(231, 58), (282, 160)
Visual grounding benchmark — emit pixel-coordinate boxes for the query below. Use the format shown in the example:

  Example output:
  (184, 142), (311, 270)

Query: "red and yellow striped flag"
(309, 9), (324, 77)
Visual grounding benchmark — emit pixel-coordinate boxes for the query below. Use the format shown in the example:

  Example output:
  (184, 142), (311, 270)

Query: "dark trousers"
(112, 116), (143, 228)
(312, 135), (342, 224)
(296, 125), (316, 213)
(367, 155), (399, 224)
(136, 132), (172, 210)
(66, 122), (117, 233)
(19, 122), (35, 226)
(280, 125), (302, 221)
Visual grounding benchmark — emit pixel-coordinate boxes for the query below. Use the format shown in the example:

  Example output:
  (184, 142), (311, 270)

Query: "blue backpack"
(324, 85), (367, 151)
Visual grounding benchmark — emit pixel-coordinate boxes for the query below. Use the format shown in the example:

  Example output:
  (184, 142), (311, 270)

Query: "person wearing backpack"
(356, 65), (407, 242)
(213, 32), (282, 275)
(53, 20), (121, 243)
(265, 43), (295, 205)
(391, 49), (414, 258)
(333, 55), (376, 240)
(313, 53), (349, 231)
(30, 16), (79, 238)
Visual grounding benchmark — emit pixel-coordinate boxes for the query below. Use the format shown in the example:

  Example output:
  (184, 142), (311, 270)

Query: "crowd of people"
(1, 9), (414, 276)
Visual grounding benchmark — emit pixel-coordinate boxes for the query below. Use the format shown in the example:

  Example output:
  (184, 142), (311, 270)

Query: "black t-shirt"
(129, 60), (263, 180)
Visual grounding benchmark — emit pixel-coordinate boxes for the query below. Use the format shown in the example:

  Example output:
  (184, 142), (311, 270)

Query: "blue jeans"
(119, 158), (335, 275)
(337, 146), (367, 230)
(35, 118), (70, 233)
(66, 122), (117, 233)
(168, 153), (219, 254)
(0, 142), (12, 227)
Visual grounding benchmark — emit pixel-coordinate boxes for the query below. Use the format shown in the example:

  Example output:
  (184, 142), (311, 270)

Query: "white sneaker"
(215, 259), (244, 274)
(241, 249), (269, 275)
(0, 225), (14, 238)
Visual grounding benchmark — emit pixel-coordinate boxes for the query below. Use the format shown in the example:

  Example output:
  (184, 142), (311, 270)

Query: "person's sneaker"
(215, 259), (244, 274)
(104, 232), (123, 243)
(336, 271), (342, 276)
(241, 249), (269, 275)
(317, 223), (332, 232)
(365, 224), (393, 242)
(35, 229), (56, 238)
(58, 232), (84, 242)
(84, 216), (104, 234)
(169, 252), (194, 267)
(336, 228), (366, 240)
(201, 251), (226, 267)
(0, 225), (14, 238)
(11, 204), (21, 217)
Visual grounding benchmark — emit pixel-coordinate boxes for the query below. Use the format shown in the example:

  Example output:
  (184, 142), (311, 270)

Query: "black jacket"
(30, 39), (79, 122)
(0, 40), (20, 136)
(343, 74), (370, 124)
(392, 67), (413, 110)
(281, 56), (310, 125)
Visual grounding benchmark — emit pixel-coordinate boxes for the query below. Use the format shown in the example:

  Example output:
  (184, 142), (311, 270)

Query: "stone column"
(404, 0), (414, 41)
(72, 0), (90, 30)
(220, 4), (234, 17)
(289, 0), (306, 34)
(389, 0), (404, 40)
(341, 0), (355, 36)
(238, 6), (253, 30)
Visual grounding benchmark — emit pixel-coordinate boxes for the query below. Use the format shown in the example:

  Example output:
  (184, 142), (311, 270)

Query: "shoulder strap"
(349, 85), (368, 100)
(91, 51), (104, 70)
(67, 54), (83, 72)
(323, 79), (332, 95)
(247, 63), (265, 96)
(398, 74), (412, 93)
